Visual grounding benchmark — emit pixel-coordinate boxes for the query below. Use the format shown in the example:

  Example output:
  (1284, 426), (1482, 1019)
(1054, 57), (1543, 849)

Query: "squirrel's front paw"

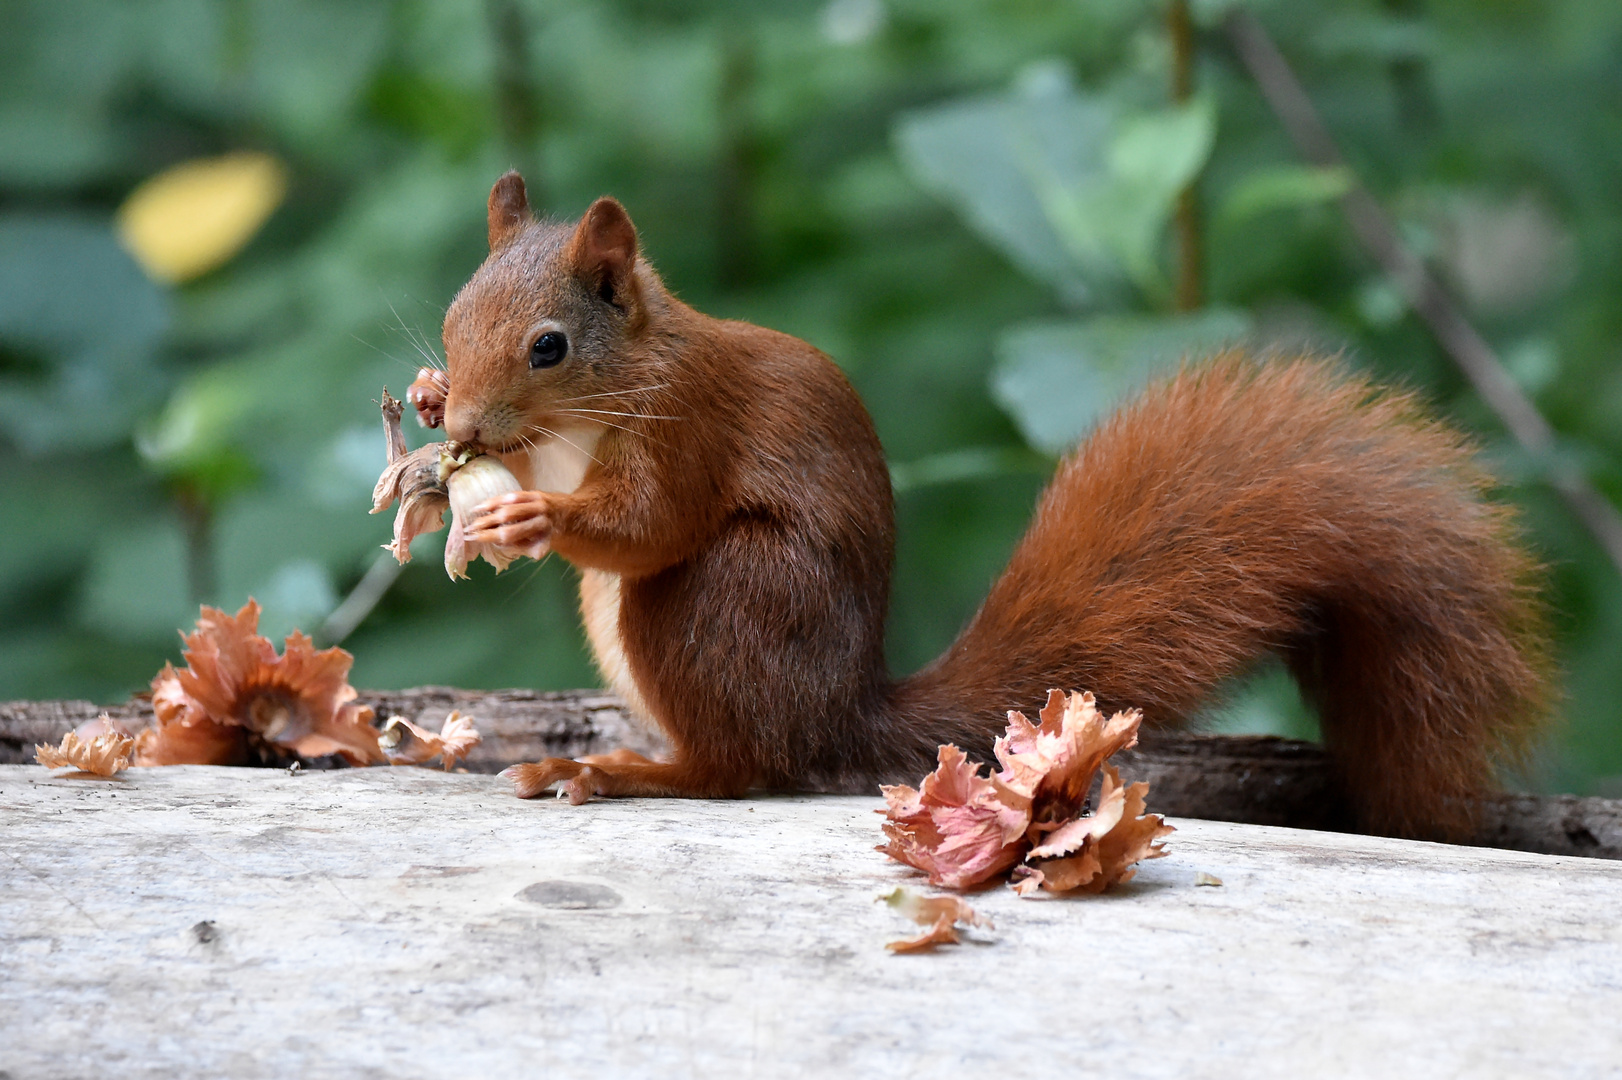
(465, 490), (552, 559)
(407, 367), (449, 429)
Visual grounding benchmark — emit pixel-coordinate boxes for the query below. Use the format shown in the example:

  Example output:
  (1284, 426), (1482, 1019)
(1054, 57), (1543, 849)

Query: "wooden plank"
(0, 687), (663, 773)
(2, 765), (1619, 1078)
(5, 689), (1620, 859)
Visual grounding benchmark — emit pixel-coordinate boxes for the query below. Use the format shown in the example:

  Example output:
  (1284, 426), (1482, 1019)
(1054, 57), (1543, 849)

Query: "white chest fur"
(497, 425), (655, 732)
(504, 422), (603, 494)
(578, 568), (655, 730)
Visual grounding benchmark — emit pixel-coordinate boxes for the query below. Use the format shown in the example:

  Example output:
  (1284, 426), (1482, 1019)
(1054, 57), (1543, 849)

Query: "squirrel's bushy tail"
(882, 354), (1553, 838)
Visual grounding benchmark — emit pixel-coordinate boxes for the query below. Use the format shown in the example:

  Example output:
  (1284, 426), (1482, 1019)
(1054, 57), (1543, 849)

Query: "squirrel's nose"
(443, 402), (480, 446)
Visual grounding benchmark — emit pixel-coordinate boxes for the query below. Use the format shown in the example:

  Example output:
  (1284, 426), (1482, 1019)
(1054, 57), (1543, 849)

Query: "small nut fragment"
(378, 711), (483, 770)
(36, 722), (135, 776)
(378, 719), (406, 751)
(878, 887), (992, 954)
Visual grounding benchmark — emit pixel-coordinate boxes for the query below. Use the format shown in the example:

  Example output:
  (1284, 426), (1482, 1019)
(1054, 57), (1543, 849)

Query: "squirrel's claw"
(407, 367), (449, 429)
(563, 767), (602, 805)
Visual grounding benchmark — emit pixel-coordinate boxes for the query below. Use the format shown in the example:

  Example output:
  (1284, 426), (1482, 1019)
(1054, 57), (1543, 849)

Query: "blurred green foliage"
(2, 0), (1619, 796)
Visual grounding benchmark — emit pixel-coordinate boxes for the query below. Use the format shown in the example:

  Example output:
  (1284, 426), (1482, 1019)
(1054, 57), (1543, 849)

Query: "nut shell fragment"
(36, 724), (135, 777)
(378, 711), (483, 770)
(371, 393), (451, 564)
(443, 456), (523, 579)
(880, 887), (991, 953)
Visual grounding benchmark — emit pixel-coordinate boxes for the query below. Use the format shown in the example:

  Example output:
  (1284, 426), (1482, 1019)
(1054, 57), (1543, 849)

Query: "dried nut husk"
(378, 711), (482, 770)
(135, 600), (382, 767)
(380, 388), (408, 459)
(370, 388), (526, 578)
(73, 714), (138, 741)
(879, 689), (1173, 895)
(443, 453), (523, 579)
(36, 723), (135, 777)
(371, 391), (450, 564)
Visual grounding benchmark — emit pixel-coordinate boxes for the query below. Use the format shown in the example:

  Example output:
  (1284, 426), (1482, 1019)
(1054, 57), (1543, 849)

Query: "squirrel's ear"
(566, 196), (638, 306)
(487, 171), (532, 251)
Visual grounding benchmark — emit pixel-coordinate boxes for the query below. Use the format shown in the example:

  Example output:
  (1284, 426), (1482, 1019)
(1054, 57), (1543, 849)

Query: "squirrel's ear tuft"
(566, 196), (638, 306)
(487, 171), (532, 251)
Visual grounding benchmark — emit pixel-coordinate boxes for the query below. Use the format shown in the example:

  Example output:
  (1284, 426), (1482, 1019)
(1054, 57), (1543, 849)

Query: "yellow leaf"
(116, 152), (288, 283)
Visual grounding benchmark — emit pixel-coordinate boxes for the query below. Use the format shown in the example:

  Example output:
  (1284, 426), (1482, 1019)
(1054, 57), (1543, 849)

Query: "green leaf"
(212, 491), (386, 610)
(991, 308), (1251, 455)
(0, 105), (120, 187)
(1097, 96), (1216, 292)
(135, 362), (265, 498)
(1203, 661), (1320, 741)
(1216, 165), (1353, 229)
(894, 63), (1116, 306)
(897, 70), (1216, 302)
(244, 0), (392, 152)
(1311, 14), (1437, 63)
(0, 451), (148, 608)
(889, 446), (1052, 493)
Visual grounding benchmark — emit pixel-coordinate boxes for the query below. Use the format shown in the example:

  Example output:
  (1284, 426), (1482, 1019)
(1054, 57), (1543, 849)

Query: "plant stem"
(1381, 0), (1439, 133)
(1226, 8), (1622, 580)
(175, 487), (215, 606)
(716, 26), (759, 289)
(485, 0), (544, 206)
(317, 552), (403, 647)
(1169, 0), (1203, 312)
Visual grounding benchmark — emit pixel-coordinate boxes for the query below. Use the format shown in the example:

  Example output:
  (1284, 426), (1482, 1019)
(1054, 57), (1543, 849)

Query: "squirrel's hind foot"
(502, 748), (661, 802)
(502, 758), (585, 800)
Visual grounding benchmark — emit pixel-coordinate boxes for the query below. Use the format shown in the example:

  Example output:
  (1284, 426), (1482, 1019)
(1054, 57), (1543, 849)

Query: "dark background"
(2, 0), (1619, 796)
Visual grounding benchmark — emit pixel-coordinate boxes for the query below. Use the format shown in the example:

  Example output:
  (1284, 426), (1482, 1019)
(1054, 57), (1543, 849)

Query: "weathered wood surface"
(0, 687), (665, 773)
(5, 689), (1621, 859)
(2, 766), (1619, 1079)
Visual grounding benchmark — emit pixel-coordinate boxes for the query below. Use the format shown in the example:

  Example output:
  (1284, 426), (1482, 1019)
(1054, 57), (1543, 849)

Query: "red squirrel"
(406, 171), (1551, 839)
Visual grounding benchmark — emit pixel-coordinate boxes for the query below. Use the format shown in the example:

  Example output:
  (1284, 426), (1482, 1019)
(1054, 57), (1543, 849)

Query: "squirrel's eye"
(529, 330), (568, 369)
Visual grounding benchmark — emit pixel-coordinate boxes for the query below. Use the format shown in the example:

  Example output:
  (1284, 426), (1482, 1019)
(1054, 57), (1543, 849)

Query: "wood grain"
(4, 767), (1619, 1077)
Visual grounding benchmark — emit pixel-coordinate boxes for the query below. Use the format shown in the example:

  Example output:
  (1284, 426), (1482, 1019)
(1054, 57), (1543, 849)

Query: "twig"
(1169, 0), (1203, 312)
(316, 552), (402, 647)
(715, 26), (760, 289)
(174, 484), (216, 606)
(1225, 8), (1622, 579)
(484, 0), (544, 203)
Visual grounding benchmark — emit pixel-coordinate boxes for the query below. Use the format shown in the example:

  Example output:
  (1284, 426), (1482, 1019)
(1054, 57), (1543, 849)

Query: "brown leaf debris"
(35, 721), (135, 777)
(878, 745), (1029, 890)
(879, 689), (1174, 896)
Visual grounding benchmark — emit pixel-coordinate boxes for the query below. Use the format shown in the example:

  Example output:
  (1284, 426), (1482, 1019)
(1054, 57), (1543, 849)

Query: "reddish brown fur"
(426, 173), (1552, 838)
(892, 360), (1551, 837)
